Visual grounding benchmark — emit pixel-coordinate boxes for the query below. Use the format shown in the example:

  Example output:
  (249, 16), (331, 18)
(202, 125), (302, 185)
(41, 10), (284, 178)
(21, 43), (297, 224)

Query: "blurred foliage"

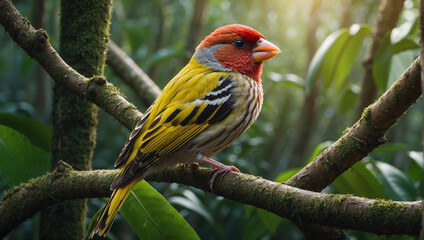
(1, 0), (423, 239)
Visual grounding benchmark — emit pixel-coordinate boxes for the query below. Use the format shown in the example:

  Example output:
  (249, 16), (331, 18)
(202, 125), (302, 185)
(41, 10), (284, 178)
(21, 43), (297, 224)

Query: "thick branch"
(0, 163), (421, 238)
(1, 0), (423, 238)
(106, 41), (161, 107)
(0, 0), (142, 130)
(287, 58), (422, 191)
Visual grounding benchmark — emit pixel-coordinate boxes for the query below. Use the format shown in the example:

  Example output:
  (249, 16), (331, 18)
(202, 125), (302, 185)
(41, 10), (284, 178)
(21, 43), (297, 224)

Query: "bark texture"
(0, 163), (422, 238)
(39, 1), (112, 239)
(288, 58), (422, 191)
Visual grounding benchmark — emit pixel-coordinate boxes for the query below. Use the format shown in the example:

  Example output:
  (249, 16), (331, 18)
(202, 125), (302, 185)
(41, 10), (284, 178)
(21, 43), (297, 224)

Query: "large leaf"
(256, 209), (282, 233)
(168, 189), (214, 224)
(307, 141), (333, 163)
(370, 161), (418, 201)
(338, 84), (360, 114)
(0, 113), (51, 152)
(243, 215), (268, 240)
(407, 151), (423, 183)
(374, 40), (418, 92)
(119, 180), (200, 240)
(305, 24), (371, 94)
(0, 125), (50, 187)
(305, 29), (346, 94)
(387, 50), (417, 89)
(373, 17), (419, 92)
(275, 168), (301, 182)
(322, 24), (372, 89)
(390, 15), (418, 44)
(268, 72), (304, 89)
(332, 161), (386, 198)
(373, 35), (392, 92)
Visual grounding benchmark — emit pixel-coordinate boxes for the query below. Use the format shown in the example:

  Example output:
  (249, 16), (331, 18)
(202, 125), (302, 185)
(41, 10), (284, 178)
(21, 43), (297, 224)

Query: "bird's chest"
(191, 75), (263, 157)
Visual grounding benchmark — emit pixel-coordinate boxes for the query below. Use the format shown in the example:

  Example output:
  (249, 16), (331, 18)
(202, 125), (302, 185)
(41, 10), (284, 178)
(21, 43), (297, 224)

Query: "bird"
(90, 24), (280, 237)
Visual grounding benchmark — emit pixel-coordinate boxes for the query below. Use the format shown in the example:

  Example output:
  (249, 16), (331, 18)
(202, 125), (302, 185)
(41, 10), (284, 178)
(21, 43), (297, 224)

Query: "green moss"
(359, 104), (372, 124)
(40, 1), (113, 239)
(363, 200), (407, 231)
(335, 137), (360, 160)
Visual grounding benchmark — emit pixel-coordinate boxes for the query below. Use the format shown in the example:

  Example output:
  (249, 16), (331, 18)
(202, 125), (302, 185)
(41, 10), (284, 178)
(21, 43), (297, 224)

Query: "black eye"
(233, 39), (247, 49)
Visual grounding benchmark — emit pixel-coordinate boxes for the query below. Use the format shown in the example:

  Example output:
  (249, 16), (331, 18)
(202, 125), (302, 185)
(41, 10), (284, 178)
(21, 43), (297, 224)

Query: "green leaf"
(407, 151), (423, 182)
(370, 143), (406, 163)
(373, 16), (419, 93)
(275, 168), (301, 182)
(408, 151), (424, 168)
(142, 47), (187, 68)
(307, 141), (333, 163)
(268, 72), (304, 89)
(168, 190), (214, 224)
(0, 125), (50, 187)
(370, 161), (418, 201)
(373, 35), (392, 92)
(305, 29), (347, 94)
(390, 16), (418, 44)
(0, 113), (51, 152)
(243, 215), (268, 240)
(322, 24), (371, 90)
(338, 84), (360, 114)
(387, 50), (417, 89)
(392, 38), (419, 54)
(119, 180), (200, 240)
(257, 209), (282, 233)
(332, 162), (386, 198)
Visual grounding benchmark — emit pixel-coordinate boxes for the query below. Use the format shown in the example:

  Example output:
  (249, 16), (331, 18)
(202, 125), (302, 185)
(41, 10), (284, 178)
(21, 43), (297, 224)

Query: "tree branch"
(287, 58), (422, 191)
(0, 162), (421, 238)
(1, 0), (423, 238)
(106, 41), (161, 107)
(0, 0), (142, 130)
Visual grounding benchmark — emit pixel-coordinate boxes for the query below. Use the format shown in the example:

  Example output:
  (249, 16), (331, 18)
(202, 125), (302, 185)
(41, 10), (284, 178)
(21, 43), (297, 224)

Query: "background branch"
(0, 162), (421, 238)
(106, 40), (161, 107)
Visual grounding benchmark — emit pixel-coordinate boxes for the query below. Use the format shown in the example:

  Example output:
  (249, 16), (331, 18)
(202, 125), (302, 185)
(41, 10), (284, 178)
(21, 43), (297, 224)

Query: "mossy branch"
(287, 58), (422, 191)
(0, 162), (422, 238)
(0, 0), (141, 130)
(1, 0), (423, 238)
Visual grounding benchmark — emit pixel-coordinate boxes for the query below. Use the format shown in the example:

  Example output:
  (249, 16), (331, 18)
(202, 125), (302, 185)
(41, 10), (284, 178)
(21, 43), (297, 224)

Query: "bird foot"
(196, 155), (240, 193)
(189, 162), (200, 173)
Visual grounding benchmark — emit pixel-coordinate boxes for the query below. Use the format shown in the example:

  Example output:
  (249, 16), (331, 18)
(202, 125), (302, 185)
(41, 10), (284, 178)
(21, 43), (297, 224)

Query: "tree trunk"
(32, 0), (51, 121)
(354, 0), (404, 121)
(39, 1), (112, 239)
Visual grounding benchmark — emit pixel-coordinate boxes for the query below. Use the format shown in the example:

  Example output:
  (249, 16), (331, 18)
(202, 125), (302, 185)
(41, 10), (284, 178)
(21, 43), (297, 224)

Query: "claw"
(196, 155), (240, 193)
(189, 162), (200, 173)
(209, 165), (239, 192)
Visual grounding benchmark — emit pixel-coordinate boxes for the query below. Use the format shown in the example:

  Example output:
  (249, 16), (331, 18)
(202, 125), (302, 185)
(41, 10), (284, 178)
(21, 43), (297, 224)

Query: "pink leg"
(196, 155), (240, 192)
(189, 162), (200, 173)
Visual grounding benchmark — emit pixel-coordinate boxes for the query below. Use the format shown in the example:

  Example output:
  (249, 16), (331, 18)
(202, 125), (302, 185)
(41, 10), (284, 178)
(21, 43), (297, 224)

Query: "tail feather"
(90, 179), (138, 238)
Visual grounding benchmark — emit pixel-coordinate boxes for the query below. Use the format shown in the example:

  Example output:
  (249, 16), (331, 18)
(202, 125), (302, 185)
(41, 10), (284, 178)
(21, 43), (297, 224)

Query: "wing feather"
(111, 70), (236, 189)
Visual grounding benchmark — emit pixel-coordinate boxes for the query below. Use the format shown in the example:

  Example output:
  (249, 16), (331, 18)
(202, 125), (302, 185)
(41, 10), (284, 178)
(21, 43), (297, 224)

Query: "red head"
(195, 24), (280, 82)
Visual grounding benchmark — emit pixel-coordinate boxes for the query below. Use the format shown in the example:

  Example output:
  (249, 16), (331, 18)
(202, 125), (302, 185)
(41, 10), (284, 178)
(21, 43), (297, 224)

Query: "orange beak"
(252, 38), (280, 62)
